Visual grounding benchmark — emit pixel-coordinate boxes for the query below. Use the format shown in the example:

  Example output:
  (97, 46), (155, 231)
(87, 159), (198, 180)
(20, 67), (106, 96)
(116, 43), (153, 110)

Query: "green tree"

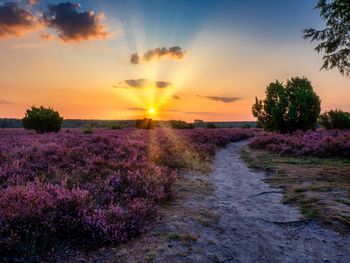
(22, 106), (63, 133)
(303, 0), (350, 77)
(252, 77), (321, 133)
(319, 109), (350, 129)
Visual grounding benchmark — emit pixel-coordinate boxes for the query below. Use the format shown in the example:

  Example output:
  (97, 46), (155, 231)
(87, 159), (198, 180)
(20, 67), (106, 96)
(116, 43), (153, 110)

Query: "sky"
(0, 0), (349, 121)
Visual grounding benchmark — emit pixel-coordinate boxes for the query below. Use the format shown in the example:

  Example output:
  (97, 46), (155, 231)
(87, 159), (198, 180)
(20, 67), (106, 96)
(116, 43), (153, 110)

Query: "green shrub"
(170, 120), (194, 129)
(206, 123), (216, 129)
(241, 123), (250, 129)
(109, 122), (122, 130)
(319, 109), (350, 129)
(22, 106), (63, 133)
(83, 124), (93, 134)
(135, 119), (156, 129)
(252, 77), (321, 133)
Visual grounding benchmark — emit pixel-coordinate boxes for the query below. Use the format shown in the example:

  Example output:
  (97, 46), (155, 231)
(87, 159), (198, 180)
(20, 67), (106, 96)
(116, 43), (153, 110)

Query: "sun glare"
(148, 107), (156, 115)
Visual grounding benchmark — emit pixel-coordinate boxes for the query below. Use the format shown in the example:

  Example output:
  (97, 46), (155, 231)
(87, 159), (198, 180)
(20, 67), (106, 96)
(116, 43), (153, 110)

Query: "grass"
(240, 146), (350, 231)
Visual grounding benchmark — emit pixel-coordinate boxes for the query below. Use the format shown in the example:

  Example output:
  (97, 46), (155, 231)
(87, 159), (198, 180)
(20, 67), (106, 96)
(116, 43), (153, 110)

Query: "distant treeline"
(0, 118), (256, 129)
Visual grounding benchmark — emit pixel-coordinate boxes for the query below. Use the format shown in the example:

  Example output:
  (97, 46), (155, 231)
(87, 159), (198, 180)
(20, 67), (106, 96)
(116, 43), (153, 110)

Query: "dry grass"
(241, 146), (350, 232)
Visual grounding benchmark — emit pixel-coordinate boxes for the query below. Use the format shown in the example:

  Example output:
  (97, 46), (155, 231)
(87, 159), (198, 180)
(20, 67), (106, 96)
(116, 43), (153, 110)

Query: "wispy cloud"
(197, 95), (242, 103)
(130, 46), (184, 64)
(114, 79), (172, 89)
(0, 99), (12, 104)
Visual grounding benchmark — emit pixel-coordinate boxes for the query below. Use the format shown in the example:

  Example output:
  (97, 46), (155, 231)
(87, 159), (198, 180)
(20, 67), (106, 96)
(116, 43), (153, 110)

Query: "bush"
(22, 106), (63, 133)
(252, 77), (321, 133)
(241, 123), (251, 129)
(136, 119), (156, 129)
(83, 124), (93, 134)
(319, 109), (350, 130)
(109, 122), (122, 130)
(170, 120), (194, 129)
(206, 123), (216, 129)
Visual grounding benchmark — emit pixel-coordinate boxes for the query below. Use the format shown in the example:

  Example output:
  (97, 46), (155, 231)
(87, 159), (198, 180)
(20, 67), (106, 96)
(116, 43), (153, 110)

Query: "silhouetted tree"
(252, 77), (321, 133)
(303, 0), (350, 77)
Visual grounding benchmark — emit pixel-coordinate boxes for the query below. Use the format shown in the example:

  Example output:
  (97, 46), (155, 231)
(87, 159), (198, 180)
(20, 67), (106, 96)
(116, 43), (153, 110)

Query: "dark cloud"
(0, 2), (37, 38)
(42, 2), (108, 42)
(130, 46), (184, 64)
(155, 81), (172, 89)
(197, 95), (242, 103)
(172, 94), (180, 100)
(115, 79), (172, 89)
(130, 53), (140, 64)
(0, 99), (12, 104)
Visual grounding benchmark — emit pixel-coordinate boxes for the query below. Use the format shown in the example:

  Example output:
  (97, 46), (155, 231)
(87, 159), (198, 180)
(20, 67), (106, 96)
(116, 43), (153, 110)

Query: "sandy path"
(203, 140), (350, 262)
(51, 140), (350, 262)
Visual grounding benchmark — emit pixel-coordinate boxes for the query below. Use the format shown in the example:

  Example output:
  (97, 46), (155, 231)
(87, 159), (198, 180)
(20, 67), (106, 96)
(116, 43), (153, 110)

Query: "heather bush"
(319, 109), (350, 130)
(0, 128), (254, 260)
(249, 130), (350, 158)
(22, 106), (63, 133)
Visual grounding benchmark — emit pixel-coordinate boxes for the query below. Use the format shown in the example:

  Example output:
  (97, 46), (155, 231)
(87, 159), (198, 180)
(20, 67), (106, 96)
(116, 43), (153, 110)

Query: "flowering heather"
(249, 130), (350, 158)
(0, 128), (254, 259)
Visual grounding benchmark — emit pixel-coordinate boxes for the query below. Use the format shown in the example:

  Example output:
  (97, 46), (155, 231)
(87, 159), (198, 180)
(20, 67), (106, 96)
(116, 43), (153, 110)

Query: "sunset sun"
(148, 107), (156, 115)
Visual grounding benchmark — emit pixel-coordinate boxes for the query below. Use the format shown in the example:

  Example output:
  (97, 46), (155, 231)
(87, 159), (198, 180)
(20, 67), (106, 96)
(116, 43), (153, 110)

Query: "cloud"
(27, 0), (39, 5)
(114, 79), (172, 89)
(42, 2), (108, 42)
(126, 107), (145, 111)
(130, 53), (140, 64)
(40, 31), (54, 41)
(172, 94), (180, 100)
(130, 46), (184, 64)
(0, 99), (12, 104)
(155, 81), (172, 89)
(0, 2), (38, 38)
(197, 95), (242, 103)
(11, 42), (37, 49)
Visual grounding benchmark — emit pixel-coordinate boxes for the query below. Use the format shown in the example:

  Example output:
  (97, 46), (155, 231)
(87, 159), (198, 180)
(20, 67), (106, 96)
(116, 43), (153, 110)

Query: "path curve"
(205, 140), (350, 262)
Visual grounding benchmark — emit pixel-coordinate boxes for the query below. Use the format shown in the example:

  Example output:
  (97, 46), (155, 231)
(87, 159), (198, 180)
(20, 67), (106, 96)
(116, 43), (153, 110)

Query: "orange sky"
(0, 1), (349, 122)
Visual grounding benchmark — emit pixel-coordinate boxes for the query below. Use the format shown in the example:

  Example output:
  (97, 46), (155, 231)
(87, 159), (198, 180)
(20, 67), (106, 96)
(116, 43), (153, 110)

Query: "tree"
(22, 106), (63, 133)
(319, 109), (350, 129)
(252, 77), (321, 133)
(303, 0), (350, 77)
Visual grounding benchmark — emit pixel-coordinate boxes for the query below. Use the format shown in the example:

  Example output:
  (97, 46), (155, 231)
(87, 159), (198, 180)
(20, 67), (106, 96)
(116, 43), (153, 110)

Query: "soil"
(48, 140), (350, 263)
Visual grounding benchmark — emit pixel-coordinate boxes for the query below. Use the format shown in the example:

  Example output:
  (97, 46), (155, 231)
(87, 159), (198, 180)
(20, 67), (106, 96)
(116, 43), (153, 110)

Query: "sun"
(148, 107), (156, 115)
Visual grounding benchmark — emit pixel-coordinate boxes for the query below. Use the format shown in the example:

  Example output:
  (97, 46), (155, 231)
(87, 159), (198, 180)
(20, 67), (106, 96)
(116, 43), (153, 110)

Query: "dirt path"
(53, 140), (350, 262)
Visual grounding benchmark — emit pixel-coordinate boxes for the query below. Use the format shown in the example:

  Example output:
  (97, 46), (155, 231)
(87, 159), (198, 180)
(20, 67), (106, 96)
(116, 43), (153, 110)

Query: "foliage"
(109, 122), (122, 130)
(82, 124), (94, 134)
(249, 130), (350, 158)
(319, 109), (350, 130)
(0, 128), (255, 260)
(252, 77), (321, 133)
(241, 123), (251, 129)
(136, 118), (157, 129)
(206, 123), (216, 129)
(303, 0), (350, 77)
(22, 106), (63, 133)
(170, 120), (194, 129)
